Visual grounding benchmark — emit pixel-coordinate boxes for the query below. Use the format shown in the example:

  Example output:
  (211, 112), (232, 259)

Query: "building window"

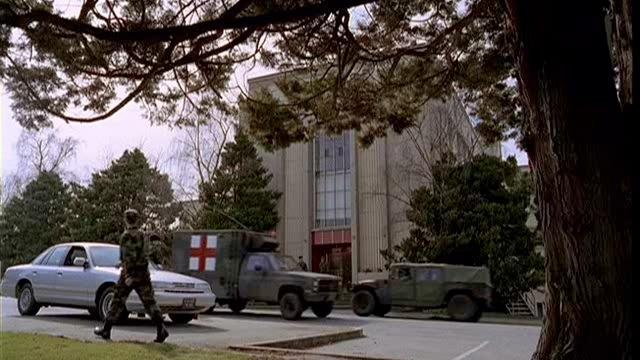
(314, 133), (351, 228)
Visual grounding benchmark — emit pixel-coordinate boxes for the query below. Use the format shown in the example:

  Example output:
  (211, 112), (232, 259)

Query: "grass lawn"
(0, 332), (252, 360)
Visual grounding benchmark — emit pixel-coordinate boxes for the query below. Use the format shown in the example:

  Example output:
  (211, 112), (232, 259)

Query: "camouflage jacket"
(120, 227), (149, 269)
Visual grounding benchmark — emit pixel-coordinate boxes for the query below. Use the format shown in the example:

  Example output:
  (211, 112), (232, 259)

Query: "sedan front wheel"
(98, 287), (129, 323)
(17, 283), (40, 316)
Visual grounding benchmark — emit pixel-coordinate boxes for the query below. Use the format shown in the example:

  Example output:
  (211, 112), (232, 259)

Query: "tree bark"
(504, 0), (632, 359)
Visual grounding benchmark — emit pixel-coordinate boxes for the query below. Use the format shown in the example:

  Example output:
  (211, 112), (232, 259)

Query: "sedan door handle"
(32, 271), (38, 275)
(57, 271), (63, 276)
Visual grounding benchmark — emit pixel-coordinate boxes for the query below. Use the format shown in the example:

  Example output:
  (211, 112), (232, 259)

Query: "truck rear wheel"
(352, 289), (376, 317)
(311, 302), (334, 318)
(280, 293), (305, 320)
(447, 294), (481, 322)
(228, 300), (247, 314)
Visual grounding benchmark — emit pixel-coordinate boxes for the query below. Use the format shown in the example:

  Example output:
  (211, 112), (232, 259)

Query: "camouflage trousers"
(106, 267), (163, 324)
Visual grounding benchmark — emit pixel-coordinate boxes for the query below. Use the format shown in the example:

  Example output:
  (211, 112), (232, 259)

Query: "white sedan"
(0, 242), (216, 324)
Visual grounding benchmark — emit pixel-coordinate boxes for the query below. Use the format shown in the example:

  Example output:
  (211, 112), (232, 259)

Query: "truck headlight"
(313, 280), (319, 292)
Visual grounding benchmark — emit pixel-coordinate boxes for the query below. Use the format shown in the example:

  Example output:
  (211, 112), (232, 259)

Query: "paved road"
(1, 297), (540, 360)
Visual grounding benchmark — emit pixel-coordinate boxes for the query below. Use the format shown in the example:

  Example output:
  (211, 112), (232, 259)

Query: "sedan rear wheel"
(17, 283), (40, 316)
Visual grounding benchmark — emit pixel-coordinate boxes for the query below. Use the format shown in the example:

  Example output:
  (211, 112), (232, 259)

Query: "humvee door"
(414, 267), (444, 306)
(389, 266), (415, 305)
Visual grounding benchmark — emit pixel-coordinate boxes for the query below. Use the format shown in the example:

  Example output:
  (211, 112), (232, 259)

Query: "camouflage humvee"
(351, 263), (492, 322)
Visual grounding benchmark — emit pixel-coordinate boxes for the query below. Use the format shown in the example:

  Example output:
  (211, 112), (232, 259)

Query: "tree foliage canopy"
(67, 148), (180, 243)
(0, 172), (72, 272)
(0, 0), (372, 130)
(198, 130), (280, 232)
(381, 155), (543, 301)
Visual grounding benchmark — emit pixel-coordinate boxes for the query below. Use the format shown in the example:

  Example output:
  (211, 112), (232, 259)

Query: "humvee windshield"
(269, 254), (300, 271)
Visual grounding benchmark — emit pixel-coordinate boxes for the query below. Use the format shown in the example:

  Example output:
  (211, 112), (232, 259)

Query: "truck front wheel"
(352, 289), (376, 317)
(311, 302), (334, 318)
(280, 293), (305, 320)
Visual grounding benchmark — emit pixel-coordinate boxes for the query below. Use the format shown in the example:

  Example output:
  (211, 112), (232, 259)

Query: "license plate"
(182, 298), (196, 309)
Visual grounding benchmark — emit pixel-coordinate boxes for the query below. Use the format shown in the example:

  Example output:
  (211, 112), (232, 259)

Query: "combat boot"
(94, 321), (112, 340)
(154, 322), (169, 343)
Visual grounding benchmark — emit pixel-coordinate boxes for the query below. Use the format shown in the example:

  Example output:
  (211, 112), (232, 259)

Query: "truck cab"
(351, 263), (492, 322)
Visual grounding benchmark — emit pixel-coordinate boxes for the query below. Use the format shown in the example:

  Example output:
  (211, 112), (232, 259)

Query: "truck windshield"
(270, 255), (301, 271)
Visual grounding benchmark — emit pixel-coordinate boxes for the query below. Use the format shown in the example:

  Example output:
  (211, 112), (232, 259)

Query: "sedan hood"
(95, 267), (207, 285)
(150, 270), (208, 285)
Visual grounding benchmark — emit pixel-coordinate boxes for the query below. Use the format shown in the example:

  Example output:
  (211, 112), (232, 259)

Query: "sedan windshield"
(270, 254), (301, 271)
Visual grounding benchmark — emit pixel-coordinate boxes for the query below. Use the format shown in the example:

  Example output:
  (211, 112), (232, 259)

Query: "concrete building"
(248, 72), (501, 285)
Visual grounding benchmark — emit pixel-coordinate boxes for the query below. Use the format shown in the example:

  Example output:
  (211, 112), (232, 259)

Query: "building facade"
(248, 72), (501, 285)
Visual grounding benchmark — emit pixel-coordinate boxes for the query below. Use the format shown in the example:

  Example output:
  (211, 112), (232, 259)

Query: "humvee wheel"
(311, 302), (334, 318)
(373, 304), (391, 317)
(280, 293), (305, 320)
(229, 300), (247, 314)
(352, 289), (376, 317)
(447, 294), (480, 322)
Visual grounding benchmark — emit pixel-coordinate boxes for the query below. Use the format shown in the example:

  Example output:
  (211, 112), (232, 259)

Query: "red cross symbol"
(190, 234), (217, 272)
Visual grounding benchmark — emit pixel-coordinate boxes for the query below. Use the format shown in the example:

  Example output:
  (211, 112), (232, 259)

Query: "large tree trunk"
(504, 0), (632, 359)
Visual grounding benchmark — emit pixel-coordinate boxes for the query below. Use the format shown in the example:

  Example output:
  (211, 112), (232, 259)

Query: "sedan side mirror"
(73, 257), (89, 268)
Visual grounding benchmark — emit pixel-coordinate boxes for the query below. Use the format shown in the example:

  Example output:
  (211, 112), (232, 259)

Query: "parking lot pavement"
(310, 312), (540, 360)
(1, 297), (540, 360)
(0, 297), (360, 348)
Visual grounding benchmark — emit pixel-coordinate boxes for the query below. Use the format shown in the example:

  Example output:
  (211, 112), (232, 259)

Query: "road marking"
(450, 341), (490, 360)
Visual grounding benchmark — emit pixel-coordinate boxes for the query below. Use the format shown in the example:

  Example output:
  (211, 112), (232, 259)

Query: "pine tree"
(198, 131), (280, 232)
(68, 149), (181, 244)
(0, 172), (72, 273)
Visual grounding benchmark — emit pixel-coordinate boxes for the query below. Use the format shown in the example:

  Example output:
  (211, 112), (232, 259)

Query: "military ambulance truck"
(172, 230), (341, 320)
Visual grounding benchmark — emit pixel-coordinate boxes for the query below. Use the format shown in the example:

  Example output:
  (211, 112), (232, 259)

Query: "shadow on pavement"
(201, 310), (370, 327)
(8, 313), (226, 333)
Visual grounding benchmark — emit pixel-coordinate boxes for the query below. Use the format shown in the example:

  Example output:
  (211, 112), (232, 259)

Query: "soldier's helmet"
(124, 208), (140, 226)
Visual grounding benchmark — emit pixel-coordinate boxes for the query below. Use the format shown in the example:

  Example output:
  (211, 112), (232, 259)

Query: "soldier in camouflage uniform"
(94, 209), (169, 343)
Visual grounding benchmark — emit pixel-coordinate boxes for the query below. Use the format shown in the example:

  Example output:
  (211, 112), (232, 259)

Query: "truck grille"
(318, 280), (338, 292)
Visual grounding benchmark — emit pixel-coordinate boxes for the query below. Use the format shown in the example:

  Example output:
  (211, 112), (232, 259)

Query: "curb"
(233, 327), (364, 350)
(230, 345), (397, 360)
(229, 327), (393, 360)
